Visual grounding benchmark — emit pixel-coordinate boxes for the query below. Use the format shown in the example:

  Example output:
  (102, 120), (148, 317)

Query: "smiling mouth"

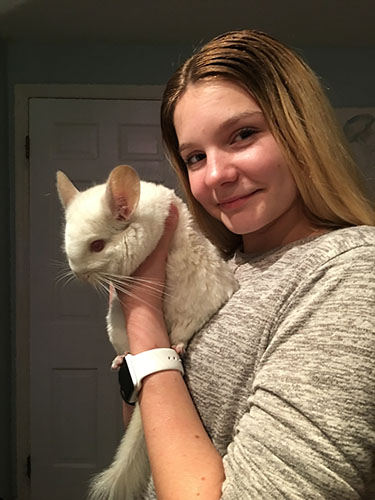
(218, 191), (260, 210)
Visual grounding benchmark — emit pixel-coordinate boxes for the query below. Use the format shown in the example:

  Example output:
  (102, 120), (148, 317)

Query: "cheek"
(188, 172), (208, 205)
(273, 164), (300, 207)
(276, 161), (297, 189)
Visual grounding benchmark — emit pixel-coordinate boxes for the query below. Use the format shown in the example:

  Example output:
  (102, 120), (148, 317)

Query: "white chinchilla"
(57, 164), (238, 500)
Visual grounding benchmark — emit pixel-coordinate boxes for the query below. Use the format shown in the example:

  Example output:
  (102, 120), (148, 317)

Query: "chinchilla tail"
(88, 404), (150, 500)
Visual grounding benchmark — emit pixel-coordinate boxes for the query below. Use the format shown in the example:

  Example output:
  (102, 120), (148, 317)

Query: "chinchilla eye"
(90, 239), (105, 253)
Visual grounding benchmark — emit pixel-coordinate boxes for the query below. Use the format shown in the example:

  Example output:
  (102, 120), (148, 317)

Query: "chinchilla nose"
(76, 271), (91, 281)
(70, 265), (90, 282)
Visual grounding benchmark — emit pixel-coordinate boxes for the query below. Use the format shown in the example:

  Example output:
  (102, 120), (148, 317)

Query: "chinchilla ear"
(105, 165), (141, 221)
(56, 171), (80, 209)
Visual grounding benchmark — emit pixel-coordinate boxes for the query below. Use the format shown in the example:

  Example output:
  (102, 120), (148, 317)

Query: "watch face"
(118, 360), (136, 405)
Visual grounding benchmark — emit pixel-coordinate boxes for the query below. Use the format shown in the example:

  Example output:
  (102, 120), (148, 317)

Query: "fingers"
(115, 203), (179, 306)
(165, 203), (179, 231)
(154, 203), (179, 259)
(135, 202), (178, 273)
(109, 283), (115, 304)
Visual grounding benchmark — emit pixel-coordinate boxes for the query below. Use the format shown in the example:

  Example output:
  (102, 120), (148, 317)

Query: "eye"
(90, 239), (105, 252)
(184, 152), (206, 168)
(232, 128), (256, 143)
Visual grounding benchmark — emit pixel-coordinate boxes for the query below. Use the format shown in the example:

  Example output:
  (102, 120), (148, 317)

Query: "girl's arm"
(118, 205), (225, 500)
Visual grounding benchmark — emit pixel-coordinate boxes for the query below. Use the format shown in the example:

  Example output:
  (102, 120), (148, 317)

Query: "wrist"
(118, 348), (184, 404)
(126, 309), (170, 354)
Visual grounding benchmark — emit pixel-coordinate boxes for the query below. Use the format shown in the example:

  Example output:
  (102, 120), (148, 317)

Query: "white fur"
(57, 166), (238, 500)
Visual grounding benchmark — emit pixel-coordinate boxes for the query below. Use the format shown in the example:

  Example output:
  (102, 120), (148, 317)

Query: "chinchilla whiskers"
(52, 260), (72, 283)
(94, 279), (110, 298)
(55, 268), (76, 287)
(98, 275), (164, 313)
(110, 276), (166, 299)
(103, 272), (166, 287)
(102, 272), (173, 300)
(50, 258), (69, 268)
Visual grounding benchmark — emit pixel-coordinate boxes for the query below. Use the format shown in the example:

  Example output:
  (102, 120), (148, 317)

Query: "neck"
(241, 203), (326, 254)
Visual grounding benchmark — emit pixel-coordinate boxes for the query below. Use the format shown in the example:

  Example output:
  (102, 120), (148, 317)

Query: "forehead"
(177, 79), (258, 112)
(174, 80), (260, 122)
(173, 80), (262, 143)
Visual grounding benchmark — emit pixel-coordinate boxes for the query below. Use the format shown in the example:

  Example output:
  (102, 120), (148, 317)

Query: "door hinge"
(25, 135), (30, 160)
(27, 454), (31, 479)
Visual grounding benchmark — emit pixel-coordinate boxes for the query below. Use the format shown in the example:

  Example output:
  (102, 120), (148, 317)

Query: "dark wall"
(0, 38), (11, 500)
(6, 41), (375, 105)
(303, 47), (375, 107)
(7, 41), (193, 85)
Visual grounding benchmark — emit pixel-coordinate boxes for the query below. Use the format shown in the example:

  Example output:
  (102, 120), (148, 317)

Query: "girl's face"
(173, 79), (314, 253)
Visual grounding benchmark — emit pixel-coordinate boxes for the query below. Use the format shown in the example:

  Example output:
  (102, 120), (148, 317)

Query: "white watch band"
(126, 348), (184, 391)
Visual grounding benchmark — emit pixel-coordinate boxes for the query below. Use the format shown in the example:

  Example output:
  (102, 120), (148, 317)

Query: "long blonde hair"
(161, 30), (375, 257)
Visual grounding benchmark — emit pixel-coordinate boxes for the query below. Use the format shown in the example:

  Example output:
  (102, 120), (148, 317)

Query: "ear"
(105, 165), (140, 221)
(56, 171), (79, 209)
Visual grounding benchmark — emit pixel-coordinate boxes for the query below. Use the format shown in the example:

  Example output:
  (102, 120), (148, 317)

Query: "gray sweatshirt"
(145, 226), (375, 499)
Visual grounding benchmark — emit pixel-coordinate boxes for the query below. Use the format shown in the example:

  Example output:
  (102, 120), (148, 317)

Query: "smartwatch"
(118, 348), (184, 405)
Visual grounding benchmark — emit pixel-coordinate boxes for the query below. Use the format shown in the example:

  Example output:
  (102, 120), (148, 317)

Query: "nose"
(69, 261), (90, 282)
(204, 150), (238, 188)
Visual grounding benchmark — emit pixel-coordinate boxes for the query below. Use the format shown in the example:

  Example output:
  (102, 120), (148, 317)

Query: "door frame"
(14, 84), (164, 499)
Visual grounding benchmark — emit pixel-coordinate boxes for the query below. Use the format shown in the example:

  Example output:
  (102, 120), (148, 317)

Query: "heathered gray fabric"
(144, 226), (375, 499)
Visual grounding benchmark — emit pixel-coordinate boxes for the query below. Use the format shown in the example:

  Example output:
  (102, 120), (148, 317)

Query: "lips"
(218, 190), (260, 211)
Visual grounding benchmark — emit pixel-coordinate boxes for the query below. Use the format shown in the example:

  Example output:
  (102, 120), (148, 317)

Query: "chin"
(220, 215), (266, 236)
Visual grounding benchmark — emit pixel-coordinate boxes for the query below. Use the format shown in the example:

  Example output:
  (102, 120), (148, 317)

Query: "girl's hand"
(113, 203), (224, 499)
(117, 203), (179, 353)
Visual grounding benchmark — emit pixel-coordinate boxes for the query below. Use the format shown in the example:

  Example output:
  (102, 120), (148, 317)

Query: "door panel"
(29, 97), (176, 500)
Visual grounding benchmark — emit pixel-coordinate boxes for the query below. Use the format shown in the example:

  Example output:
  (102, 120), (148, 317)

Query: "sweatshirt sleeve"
(221, 246), (375, 499)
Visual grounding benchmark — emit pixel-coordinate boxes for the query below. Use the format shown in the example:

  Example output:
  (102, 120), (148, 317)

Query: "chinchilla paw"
(171, 343), (186, 357)
(111, 354), (127, 371)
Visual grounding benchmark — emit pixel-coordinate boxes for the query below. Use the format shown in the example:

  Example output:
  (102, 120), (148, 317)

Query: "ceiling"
(0, 0), (374, 48)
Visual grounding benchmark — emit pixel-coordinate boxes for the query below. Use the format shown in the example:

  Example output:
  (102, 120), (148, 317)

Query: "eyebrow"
(177, 111), (263, 154)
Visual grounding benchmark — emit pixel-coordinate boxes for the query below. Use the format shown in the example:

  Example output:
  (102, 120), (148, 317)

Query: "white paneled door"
(29, 97), (178, 500)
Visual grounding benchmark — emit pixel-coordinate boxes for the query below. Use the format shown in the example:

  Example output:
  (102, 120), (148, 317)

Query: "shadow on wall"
(337, 107), (375, 200)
